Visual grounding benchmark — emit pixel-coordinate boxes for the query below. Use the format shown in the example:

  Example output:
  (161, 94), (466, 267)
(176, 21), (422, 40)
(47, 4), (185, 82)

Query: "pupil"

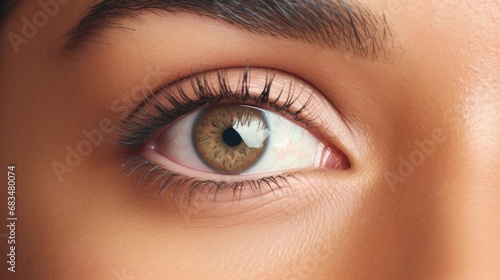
(222, 127), (243, 147)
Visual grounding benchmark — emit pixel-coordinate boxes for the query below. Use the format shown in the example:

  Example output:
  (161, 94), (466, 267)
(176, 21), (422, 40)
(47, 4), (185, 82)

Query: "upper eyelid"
(114, 67), (340, 148)
(123, 67), (254, 122)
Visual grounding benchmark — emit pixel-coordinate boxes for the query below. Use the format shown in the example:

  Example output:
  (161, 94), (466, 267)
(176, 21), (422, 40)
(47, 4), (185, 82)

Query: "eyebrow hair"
(65, 0), (394, 59)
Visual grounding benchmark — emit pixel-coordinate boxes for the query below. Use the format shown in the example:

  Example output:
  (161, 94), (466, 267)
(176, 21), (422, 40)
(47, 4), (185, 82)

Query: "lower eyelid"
(138, 141), (348, 202)
(121, 155), (300, 203)
(143, 147), (301, 182)
(121, 155), (356, 227)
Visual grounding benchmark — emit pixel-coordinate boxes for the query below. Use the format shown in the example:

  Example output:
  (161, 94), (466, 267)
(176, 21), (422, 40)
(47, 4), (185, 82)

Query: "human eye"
(117, 67), (350, 208)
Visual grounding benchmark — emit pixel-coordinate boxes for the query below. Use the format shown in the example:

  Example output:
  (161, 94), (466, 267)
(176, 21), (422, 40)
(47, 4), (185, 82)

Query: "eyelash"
(116, 68), (313, 204)
(116, 67), (314, 147)
(122, 155), (299, 205)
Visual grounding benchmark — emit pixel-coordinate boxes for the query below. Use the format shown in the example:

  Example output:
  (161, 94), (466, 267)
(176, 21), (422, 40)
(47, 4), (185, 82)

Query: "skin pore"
(0, 0), (499, 279)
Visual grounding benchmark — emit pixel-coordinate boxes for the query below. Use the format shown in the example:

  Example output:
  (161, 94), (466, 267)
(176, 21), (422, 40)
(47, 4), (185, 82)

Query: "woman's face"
(1, 0), (499, 279)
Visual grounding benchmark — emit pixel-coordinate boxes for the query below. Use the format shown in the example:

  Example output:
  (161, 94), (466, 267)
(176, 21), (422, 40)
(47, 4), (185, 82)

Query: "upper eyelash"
(115, 67), (315, 148)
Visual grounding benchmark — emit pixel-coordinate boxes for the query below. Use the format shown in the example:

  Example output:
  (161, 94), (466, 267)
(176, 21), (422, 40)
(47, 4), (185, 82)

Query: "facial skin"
(0, 0), (499, 279)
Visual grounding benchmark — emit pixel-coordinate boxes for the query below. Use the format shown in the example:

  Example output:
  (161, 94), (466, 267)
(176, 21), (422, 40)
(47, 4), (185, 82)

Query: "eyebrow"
(64, 0), (394, 59)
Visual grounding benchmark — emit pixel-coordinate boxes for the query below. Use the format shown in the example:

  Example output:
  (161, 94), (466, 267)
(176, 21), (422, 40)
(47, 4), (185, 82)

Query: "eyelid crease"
(114, 67), (323, 148)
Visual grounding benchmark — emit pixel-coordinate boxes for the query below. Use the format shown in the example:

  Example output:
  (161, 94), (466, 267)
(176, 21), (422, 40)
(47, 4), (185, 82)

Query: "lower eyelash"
(121, 155), (300, 206)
